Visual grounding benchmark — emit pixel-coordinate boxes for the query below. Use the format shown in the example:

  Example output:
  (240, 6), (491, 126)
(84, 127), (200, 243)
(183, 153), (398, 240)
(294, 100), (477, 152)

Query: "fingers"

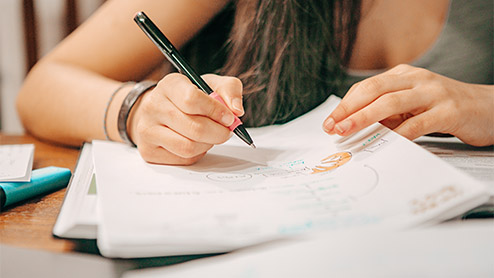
(130, 73), (243, 165)
(140, 146), (206, 166)
(328, 71), (414, 125)
(329, 89), (428, 136)
(202, 74), (244, 116)
(137, 124), (212, 165)
(156, 100), (232, 145)
(322, 64), (474, 144)
(323, 65), (428, 136)
(394, 108), (444, 141)
(159, 73), (237, 127)
(155, 73), (241, 143)
(379, 114), (414, 130)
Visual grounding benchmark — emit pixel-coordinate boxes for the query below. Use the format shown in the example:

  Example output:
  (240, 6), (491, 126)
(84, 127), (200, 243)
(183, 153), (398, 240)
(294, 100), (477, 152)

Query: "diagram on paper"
(200, 150), (379, 203)
(204, 151), (353, 182)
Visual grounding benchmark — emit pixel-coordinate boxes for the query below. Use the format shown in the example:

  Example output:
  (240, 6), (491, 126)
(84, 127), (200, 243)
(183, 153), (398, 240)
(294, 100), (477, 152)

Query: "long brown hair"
(222, 0), (362, 127)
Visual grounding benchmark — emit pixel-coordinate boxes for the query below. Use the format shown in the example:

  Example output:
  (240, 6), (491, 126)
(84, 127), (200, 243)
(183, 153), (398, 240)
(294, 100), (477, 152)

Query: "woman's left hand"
(323, 64), (494, 146)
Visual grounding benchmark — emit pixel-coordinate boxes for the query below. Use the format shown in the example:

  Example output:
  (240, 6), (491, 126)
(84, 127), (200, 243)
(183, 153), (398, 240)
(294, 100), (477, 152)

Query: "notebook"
(53, 95), (489, 258)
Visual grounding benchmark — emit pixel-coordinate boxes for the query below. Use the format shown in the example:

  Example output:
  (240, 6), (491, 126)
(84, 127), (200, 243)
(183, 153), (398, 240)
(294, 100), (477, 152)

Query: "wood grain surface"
(0, 134), (80, 252)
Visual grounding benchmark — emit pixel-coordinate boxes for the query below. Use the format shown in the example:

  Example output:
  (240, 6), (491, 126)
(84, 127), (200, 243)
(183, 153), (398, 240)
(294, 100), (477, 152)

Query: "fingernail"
(221, 113), (234, 126)
(323, 117), (335, 133)
(232, 98), (243, 114)
(335, 120), (351, 134)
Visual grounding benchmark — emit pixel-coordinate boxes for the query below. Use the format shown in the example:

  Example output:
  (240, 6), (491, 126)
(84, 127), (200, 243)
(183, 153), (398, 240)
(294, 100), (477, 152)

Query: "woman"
(16, 0), (493, 165)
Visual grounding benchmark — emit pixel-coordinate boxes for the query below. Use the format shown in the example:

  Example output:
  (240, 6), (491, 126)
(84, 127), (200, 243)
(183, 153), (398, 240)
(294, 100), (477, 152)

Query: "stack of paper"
(54, 96), (489, 258)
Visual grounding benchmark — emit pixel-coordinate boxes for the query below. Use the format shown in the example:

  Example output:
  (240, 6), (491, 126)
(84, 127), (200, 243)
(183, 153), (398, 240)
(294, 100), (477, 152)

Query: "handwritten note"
(0, 144), (34, 182)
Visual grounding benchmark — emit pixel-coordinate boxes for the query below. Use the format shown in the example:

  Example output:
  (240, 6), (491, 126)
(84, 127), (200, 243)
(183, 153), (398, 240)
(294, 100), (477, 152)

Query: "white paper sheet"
(122, 221), (494, 278)
(0, 144), (34, 182)
(415, 136), (494, 193)
(93, 96), (489, 258)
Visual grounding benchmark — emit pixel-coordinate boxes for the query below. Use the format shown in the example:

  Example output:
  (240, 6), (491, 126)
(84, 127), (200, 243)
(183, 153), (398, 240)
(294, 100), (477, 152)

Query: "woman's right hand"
(128, 73), (244, 165)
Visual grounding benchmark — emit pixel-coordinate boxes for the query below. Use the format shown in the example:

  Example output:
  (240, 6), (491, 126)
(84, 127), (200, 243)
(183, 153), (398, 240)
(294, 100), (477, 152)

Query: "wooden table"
(0, 134), (80, 252)
(0, 134), (210, 277)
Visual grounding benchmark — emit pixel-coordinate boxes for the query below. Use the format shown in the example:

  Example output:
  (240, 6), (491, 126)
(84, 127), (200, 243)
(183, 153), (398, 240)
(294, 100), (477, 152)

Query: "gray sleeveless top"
(339, 0), (493, 97)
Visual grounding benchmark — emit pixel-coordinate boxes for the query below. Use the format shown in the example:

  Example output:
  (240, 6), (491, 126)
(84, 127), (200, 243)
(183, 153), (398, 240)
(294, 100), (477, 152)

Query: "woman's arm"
(16, 0), (230, 146)
(323, 64), (494, 146)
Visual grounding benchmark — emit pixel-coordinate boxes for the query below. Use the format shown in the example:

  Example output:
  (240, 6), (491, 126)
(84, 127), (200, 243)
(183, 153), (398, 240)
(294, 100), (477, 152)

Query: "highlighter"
(0, 166), (71, 209)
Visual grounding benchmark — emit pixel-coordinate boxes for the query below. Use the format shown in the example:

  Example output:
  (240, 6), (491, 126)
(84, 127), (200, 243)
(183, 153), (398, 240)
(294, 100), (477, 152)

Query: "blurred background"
(0, 0), (105, 134)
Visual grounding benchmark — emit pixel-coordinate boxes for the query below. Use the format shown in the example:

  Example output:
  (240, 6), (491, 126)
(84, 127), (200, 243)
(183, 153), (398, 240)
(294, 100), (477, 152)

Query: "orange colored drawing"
(311, 151), (352, 174)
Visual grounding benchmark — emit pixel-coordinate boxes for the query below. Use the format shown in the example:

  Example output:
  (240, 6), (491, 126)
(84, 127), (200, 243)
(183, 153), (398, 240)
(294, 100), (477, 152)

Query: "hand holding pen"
(126, 12), (255, 165)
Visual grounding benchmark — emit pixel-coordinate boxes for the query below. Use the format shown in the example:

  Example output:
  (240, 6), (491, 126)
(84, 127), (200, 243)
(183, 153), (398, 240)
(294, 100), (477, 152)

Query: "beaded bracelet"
(117, 80), (157, 146)
(103, 81), (136, 141)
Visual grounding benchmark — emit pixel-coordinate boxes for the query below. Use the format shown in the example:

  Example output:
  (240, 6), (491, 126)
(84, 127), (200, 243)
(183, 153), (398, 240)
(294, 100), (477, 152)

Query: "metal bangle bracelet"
(103, 81), (135, 141)
(117, 80), (157, 147)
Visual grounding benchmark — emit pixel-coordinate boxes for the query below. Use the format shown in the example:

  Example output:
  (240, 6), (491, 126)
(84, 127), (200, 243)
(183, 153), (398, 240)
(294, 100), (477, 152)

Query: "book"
(53, 96), (489, 257)
(53, 143), (98, 239)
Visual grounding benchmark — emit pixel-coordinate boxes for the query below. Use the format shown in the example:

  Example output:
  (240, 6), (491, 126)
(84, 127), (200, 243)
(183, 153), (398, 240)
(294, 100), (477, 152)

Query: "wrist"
(105, 83), (135, 142)
(127, 91), (147, 146)
(117, 81), (157, 146)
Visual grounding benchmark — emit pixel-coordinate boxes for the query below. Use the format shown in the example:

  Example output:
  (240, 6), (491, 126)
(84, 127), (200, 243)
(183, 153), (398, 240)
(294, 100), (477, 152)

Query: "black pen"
(134, 11), (256, 149)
